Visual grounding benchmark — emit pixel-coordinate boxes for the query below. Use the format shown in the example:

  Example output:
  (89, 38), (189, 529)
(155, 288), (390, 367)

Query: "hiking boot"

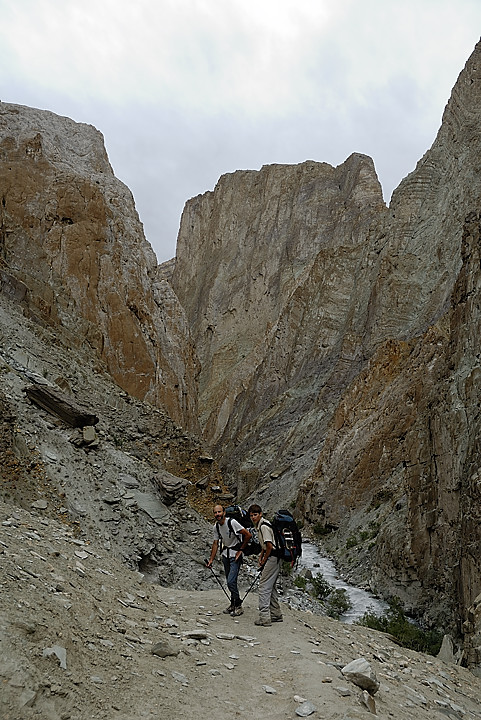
(254, 617), (271, 626)
(223, 605), (234, 614)
(232, 606), (243, 616)
(271, 616), (283, 623)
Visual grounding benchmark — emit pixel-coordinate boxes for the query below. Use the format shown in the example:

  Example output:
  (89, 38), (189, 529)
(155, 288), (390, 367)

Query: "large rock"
(0, 102), (199, 432)
(463, 592), (481, 676)
(341, 658), (380, 694)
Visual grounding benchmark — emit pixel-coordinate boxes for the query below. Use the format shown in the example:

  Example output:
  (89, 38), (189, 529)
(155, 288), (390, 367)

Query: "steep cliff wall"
(0, 103), (199, 432)
(171, 40), (481, 646)
(299, 43), (481, 632)
(3, 38), (481, 665)
(172, 154), (385, 445)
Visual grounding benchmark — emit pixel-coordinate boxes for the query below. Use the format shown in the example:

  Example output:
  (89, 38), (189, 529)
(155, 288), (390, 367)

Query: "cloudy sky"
(0, 1), (480, 263)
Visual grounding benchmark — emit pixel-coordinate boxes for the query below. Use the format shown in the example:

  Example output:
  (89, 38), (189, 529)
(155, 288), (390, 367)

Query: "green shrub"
(280, 560), (293, 576)
(311, 574), (334, 600)
(312, 522), (331, 537)
(356, 597), (443, 655)
(346, 534), (359, 549)
(294, 575), (307, 591)
(326, 588), (352, 619)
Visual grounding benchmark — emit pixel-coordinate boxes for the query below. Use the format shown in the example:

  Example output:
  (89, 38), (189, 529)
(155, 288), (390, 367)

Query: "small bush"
(356, 597), (443, 656)
(312, 522), (331, 537)
(326, 588), (352, 619)
(346, 534), (359, 549)
(294, 575), (307, 591)
(311, 574), (334, 600)
(280, 560), (293, 576)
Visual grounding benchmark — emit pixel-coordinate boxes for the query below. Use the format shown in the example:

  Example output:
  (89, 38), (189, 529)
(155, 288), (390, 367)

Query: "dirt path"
(1, 501), (481, 720)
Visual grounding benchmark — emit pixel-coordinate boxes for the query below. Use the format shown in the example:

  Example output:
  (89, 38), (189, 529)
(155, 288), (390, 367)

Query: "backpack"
(225, 504), (252, 528)
(270, 509), (302, 566)
(216, 505), (261, 556)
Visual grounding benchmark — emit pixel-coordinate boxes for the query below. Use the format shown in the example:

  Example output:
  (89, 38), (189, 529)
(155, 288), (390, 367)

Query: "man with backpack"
(206, 504), (252, 616)
(248, 503), (283, 626)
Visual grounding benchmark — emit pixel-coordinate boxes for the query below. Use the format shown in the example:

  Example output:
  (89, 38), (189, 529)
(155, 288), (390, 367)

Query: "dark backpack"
(270, 509), (302, 566)
(216, 505), (261, 556)
(225, 504), (252, 528)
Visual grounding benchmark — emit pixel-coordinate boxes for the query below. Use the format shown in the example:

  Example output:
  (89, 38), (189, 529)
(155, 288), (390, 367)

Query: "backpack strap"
(258, 519), (278, 556)
(228, 517), (243, 550)
(216, 518), (242, 553)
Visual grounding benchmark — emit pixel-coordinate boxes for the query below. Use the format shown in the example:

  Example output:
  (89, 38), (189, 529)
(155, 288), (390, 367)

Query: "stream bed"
(296, 541), (387, 623)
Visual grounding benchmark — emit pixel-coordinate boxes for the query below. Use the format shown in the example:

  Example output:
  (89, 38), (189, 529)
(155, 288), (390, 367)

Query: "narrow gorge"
(1, 37), (481, 683)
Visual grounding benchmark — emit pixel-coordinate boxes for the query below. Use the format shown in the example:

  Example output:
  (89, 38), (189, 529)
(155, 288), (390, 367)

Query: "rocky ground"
(0, 292), (228, 588)
(2, 498), (481, 720)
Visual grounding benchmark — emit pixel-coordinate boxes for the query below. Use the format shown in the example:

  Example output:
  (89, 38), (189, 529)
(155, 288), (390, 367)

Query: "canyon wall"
(172, 154), (385, 448)
(171, 41), (481, 640)
(0, 103), (199, 432)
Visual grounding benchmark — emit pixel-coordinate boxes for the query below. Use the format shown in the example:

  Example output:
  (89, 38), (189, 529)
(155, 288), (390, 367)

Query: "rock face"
(172, 154), (385, 446)
(0, 103), (199, 432)
(299, 44), (481, 633)
(171, 40), (481, 653)
(0, 289), (221, 586)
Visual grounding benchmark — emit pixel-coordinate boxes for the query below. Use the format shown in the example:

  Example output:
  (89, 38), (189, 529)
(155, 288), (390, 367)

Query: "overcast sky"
(0, 1), (480, 263)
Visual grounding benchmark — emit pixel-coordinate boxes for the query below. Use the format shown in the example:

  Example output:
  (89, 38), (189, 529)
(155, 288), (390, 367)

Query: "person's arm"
(206, 539), (218, 567)
(259, 540), (273, 567)
(234, 527), (252, 562)
(258, 520), (275, 567)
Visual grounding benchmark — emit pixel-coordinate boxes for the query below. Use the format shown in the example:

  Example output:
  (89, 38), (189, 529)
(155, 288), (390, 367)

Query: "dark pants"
(222, 554), (242, 607)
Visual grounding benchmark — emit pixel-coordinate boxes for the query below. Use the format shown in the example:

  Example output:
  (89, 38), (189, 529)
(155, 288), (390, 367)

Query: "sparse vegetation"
(311, 573), (334, 600)
(303, 573), (353, 618)
(326, 588), (352, 619)
(346, 521), (380, 549)
(294, 575), (307, 591)
(280, 560), (294, 576)
(356, 596), (443, 655)
(346, 534), (359, 549)
(312, 522), (332, 537)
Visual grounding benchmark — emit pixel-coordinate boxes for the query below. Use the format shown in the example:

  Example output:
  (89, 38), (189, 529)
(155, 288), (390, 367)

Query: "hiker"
(248, 503), (283, 626)
(206, 504), (252, 616)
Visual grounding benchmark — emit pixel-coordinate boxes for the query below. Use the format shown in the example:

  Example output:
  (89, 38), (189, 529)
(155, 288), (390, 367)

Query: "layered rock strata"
(172, 154), (385, 445)
(2, 39), (481, 671)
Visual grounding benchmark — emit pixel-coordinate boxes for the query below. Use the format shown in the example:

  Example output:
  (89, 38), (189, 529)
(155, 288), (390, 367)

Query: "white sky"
(0, 0), (480, 262)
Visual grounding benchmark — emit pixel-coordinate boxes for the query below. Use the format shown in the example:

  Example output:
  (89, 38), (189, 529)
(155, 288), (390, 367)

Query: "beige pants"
(258, 556), (282, 620)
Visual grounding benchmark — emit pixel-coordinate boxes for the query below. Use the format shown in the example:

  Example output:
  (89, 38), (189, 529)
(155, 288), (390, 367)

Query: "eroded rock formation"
(172, 154), (385, 446)
(2, 38), (481, 672)
(0, 103), (199, 432)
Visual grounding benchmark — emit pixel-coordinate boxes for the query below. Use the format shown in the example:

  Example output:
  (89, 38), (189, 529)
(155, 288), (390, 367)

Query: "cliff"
(171, 40), (481, 651)
(0, 103), (199, 433)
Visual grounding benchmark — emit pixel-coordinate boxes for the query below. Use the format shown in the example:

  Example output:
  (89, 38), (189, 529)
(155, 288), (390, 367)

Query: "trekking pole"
(241, 567), (263, 602)
(204, 559), (231, 601)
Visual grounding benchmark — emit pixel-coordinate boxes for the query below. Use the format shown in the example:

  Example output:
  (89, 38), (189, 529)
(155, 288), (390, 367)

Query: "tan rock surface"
(1, 36), (481, 683)
(0, 102), (199, 432)
(172, 154), (385, 444)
